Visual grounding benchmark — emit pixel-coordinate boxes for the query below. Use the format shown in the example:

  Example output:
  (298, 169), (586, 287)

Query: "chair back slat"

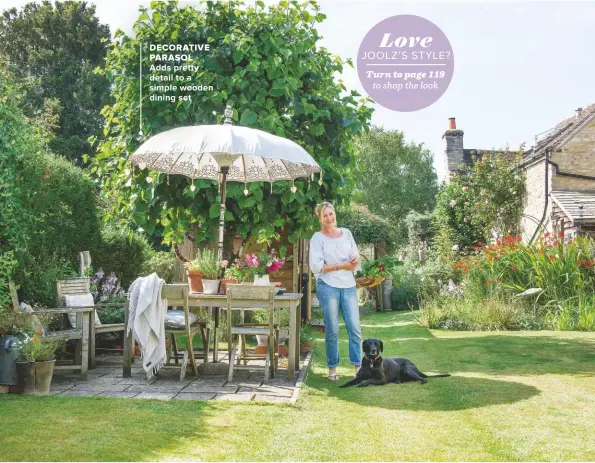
(227, 284), (276, 301)
(8, 281), (20, 311)
(56, 278), (91, 306)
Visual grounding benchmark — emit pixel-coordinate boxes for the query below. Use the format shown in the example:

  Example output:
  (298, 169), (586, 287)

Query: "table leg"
(213, 307), (220, 363)
(123, 302), (133, 377)
(288, 301), (297, 379)
(81, 311), (89, 381)
(295, 300), (301, 372)
(89, 310), (96, 370)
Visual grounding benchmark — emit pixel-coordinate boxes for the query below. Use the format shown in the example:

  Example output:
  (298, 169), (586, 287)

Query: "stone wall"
(522, 160), (553, 242)
(551, 117), (595, 191)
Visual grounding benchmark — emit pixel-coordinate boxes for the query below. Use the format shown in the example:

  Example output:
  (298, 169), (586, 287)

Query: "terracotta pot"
(187, 271), (203, 292)
(221, 279), (239, 294)
(300, 341), (313, 354)
(15, 360), (55, 394)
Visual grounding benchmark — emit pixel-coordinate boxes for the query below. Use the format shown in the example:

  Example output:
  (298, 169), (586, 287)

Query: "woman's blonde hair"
(315, 202), (335, 221)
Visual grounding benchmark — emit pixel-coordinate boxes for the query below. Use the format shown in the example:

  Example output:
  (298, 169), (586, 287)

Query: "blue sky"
(5, 0), (595, 180)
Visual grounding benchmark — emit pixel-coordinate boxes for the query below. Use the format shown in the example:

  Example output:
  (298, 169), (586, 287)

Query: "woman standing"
(309, 202), (362, 381)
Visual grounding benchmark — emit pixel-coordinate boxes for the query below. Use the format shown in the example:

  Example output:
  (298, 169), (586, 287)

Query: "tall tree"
(0, 1), (111, 165)
(355, 127), (438, 230)
(91, 0), (373, 248)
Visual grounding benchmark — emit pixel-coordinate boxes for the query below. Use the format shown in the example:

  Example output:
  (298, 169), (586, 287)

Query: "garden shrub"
(390, 250), (450, 311)
(93, 226), (154, 290)
(418, 294), (542, 331)
(20, 253), (77, 307)
(0, 65), (102, 307)
(405, 210), (433, 247)
(420, 234), (595, 331)
(336, 203), (398, 252)
(432, 150), (525, 261)
(139, 250), (178, 283)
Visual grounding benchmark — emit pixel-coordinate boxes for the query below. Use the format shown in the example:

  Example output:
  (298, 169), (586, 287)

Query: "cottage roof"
(524, 102), (595, 163)
(463, 149), (521, 165)
(551, 189), (595, 223)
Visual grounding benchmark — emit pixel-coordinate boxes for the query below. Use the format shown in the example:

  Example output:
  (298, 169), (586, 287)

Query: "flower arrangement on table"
(240, 249), (288, 281)
(356, 255), (401, 288)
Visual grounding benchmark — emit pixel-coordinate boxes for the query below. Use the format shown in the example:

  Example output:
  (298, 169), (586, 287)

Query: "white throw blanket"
(127, 273), (166, 379)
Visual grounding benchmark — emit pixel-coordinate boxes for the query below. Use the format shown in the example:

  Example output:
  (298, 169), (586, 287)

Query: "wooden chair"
(226, 284), (279, 382)
(8, 281), (91, 380)
(123, 283), (211, 380)
(56, 278), (126, 369)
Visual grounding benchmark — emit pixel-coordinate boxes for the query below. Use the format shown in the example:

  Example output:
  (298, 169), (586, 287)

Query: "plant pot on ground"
(299, 326), (314, 353)
(16, 334), (64, 394)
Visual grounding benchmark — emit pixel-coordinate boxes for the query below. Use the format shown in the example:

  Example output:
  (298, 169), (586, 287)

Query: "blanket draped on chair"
(127, 273), (166, 379)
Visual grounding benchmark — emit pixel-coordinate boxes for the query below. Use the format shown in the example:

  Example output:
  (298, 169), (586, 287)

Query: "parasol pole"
(217, 166), (229, 262)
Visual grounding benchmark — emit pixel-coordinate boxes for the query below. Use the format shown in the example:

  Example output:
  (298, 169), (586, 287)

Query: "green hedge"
(93, 226), (155, 290)
(1, 67), (102, 307)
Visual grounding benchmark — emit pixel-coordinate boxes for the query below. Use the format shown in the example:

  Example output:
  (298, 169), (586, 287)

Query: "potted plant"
(221, 260), (243, 294)
(184, 249), (222, 294)
(299, 325), (314, 354)
(241, 248), (288, 285)
(185, 248), (223, 293)
(16, 330), (64, 394)
(355, 255), (401, 288)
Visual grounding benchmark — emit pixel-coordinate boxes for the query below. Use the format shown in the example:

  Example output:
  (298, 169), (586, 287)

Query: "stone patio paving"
(49, 350), (312, 405)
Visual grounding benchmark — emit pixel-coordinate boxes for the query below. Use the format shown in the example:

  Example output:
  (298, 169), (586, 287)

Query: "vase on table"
(253, 274), (270, 286)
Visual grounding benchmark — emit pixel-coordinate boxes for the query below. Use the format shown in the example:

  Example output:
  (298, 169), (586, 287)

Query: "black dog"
(340, 338), (450, 388)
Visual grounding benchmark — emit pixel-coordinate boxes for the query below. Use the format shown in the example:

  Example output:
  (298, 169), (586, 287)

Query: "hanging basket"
(356, 276), (385, 288)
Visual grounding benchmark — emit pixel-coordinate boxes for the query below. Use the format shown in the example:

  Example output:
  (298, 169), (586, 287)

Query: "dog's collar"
(367, 354), (380, 367)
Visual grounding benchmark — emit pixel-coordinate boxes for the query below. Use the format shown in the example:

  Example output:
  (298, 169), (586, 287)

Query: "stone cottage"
(443, 102), (595, 242)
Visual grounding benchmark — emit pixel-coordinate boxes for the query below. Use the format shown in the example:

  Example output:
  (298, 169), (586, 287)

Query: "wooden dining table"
(124, 287), (303, 379)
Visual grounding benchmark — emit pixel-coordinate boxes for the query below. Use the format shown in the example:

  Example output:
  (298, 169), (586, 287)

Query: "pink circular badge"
(357, 15), (454, 112)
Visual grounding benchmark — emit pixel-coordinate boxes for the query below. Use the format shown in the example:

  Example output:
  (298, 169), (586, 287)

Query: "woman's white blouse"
(309, 228), (360, 288)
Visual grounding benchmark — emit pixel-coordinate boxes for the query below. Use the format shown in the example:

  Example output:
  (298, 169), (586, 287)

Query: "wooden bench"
(9, 281), (91, 380)
(56, 278), (127, 369)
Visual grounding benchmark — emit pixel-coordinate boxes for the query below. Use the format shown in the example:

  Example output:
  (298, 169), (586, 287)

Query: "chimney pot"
(575, 107), (583, 117)
(448, 117), (456, 130)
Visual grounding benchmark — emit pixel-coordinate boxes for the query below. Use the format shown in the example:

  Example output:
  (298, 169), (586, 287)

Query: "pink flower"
(450, 200), (457, 207)
(266, 259), (285, 273)
(245, 254), (259, 268)
(221, 260), (229, 268)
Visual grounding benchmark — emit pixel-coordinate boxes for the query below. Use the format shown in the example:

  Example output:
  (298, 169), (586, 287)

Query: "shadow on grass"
(320, 375), (540, 411)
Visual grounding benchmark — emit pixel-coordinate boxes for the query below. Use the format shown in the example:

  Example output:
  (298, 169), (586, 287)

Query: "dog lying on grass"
(340, 338), (450, 388)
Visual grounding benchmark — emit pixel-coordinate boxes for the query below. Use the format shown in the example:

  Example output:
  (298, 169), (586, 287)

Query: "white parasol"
(130, 105), (321, 260)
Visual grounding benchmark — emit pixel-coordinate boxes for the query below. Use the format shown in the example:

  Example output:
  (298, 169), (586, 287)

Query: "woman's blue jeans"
(316, 279), (362, 368)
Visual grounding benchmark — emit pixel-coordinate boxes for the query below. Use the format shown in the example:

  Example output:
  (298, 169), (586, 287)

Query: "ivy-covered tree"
(91, 0), (372, 251)
(0, 1), (111, 165)
(354, 126), (438, 230)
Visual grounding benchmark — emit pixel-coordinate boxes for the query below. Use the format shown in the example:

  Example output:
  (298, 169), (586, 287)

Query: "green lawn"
(2, 311), (595, 462)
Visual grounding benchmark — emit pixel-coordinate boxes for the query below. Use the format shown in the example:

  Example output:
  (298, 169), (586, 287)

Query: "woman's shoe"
(328, 374), (340, 381)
